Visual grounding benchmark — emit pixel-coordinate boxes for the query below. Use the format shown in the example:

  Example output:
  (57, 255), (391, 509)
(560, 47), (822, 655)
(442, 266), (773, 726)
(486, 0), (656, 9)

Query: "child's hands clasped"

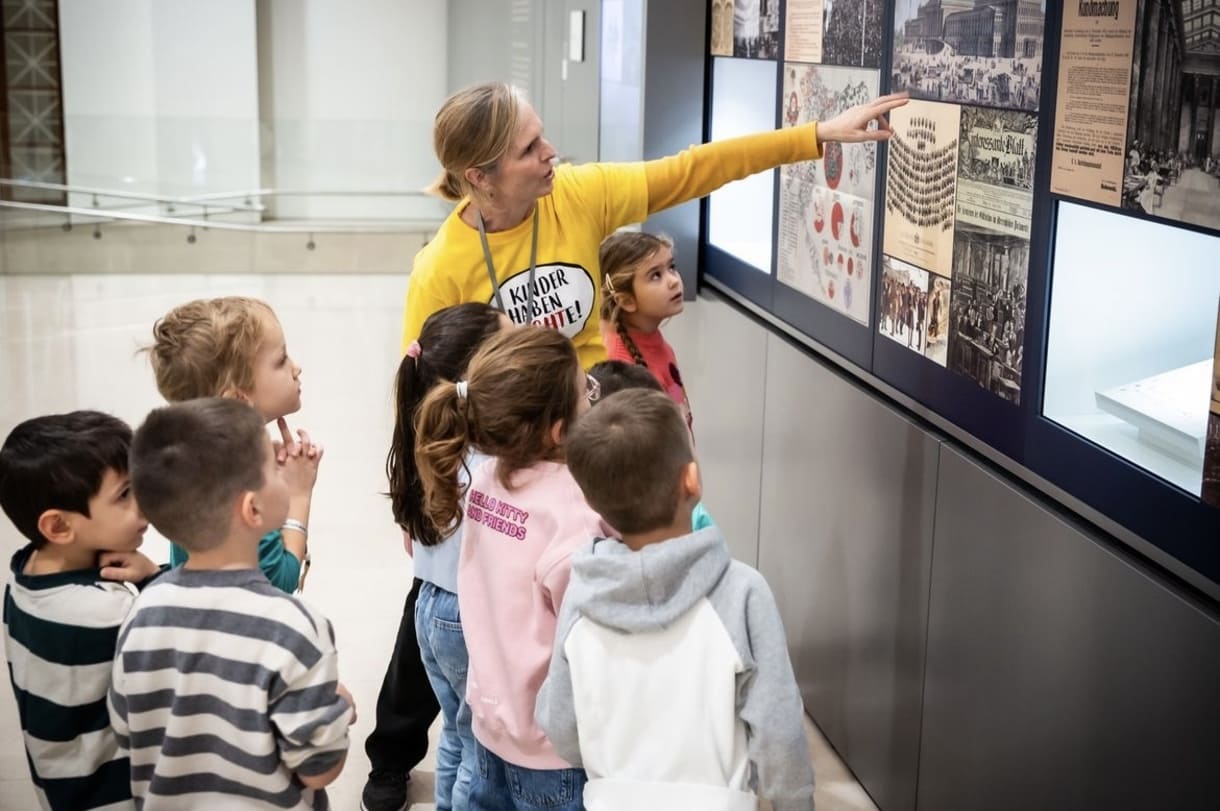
(99, 550), (162, 584)
(275, 417), (323, 496)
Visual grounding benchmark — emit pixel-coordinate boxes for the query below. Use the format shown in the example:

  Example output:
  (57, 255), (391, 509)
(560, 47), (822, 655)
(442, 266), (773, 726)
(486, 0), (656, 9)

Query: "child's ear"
(618, 293), (639, 314)
(222, 387), (252, 405)
(681, 461), (702, 503)
(36, 510), (76, 546)
(549, 419), (565, 449)
(235, 491), (262, 531)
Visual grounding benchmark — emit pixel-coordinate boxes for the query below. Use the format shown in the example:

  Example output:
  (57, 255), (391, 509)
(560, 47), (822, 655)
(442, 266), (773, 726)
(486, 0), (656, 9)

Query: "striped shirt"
(108, 568), (350, 810)
(3, 544), (136, 811)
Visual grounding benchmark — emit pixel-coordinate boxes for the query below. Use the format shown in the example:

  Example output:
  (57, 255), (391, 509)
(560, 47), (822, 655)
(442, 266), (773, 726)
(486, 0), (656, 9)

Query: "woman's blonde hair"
(427, 82), (524, 202)
(598, 231), (675, 367)
(414, 328), (583, 536)
(144, 297), (276, 402)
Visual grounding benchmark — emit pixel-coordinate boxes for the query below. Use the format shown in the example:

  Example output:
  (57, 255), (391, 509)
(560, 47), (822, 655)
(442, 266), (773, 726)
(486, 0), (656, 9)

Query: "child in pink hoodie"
(414, 327), (604, 811)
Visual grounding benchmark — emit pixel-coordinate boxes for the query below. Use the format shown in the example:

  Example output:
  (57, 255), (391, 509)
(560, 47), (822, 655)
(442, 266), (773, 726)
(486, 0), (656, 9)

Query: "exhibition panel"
(704, 0), (1220, 589)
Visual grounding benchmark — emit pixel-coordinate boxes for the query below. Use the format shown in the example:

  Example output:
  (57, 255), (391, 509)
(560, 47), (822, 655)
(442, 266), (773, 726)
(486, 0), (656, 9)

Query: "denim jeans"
(469, 741), (587, 811)
(415, 581), (476, 810)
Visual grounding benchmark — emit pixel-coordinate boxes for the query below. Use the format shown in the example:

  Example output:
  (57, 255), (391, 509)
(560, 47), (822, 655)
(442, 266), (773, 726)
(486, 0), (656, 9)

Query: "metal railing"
(0, 180), (449, 246)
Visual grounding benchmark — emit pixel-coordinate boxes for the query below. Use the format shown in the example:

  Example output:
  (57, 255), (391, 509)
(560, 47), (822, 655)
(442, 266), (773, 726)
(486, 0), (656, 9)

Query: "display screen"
(708, 57), (778, 273)
(1044, 202), (1220, 494)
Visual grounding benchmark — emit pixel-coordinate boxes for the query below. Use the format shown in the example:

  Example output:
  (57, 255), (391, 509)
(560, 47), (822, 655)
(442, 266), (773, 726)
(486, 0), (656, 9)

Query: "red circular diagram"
(831, 202), (845, 241)
(849, 209), (862, 247)
(847, 257), (854, 275)
(827, 279), (836, 299)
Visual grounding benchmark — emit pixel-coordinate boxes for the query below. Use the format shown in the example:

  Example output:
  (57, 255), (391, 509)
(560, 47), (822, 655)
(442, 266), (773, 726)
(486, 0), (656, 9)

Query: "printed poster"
(777, 64), (879, 324)
(784, 0), (823, 63)
(892, 0), (1046, 112)
(1049, 0), (1136, 206)
(1203, 302), (1220, 508)
(883, 99), (961, 279)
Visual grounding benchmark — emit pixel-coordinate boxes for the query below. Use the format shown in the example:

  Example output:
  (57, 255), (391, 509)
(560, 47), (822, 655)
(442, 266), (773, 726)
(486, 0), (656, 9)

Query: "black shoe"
(361, 770), (408, 811)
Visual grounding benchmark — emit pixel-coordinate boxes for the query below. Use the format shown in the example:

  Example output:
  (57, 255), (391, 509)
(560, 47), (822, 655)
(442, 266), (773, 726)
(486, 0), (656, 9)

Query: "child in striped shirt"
(111, 398), (353, 809)
(0, 411), (163, 811)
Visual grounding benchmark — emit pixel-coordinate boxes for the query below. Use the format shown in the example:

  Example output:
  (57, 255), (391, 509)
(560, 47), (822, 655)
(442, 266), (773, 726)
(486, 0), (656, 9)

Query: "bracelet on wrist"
(282, 518), (308, 540)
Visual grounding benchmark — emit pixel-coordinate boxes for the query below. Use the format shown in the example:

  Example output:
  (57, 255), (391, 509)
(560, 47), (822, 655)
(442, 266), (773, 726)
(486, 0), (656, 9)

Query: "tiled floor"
(0, 272), (877, 811)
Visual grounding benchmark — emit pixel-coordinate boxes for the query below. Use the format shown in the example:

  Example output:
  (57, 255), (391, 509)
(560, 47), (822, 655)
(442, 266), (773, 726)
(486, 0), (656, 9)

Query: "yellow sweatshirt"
(401, 123), (821, 368)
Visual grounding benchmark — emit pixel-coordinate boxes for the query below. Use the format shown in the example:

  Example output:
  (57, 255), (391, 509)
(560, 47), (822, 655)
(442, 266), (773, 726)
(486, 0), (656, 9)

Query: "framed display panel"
(1026, 200), (1220, 587)
(700, 0), (1220, 590)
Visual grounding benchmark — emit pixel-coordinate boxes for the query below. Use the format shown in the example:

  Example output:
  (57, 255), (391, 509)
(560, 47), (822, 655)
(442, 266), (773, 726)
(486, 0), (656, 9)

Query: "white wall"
(59, 0), (260, 204)
(257, 0), (450, 219)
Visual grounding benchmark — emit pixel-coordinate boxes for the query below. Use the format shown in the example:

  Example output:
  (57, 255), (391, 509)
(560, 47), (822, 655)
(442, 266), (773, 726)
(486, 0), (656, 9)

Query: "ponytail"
(414, 382), (473, 539)
(427, 169), (466, 203)
(387, 303), (504, 545)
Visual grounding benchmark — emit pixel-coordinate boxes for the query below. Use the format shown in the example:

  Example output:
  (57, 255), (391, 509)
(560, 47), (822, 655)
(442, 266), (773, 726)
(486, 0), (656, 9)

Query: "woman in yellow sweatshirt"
(401, 82), (907, 369)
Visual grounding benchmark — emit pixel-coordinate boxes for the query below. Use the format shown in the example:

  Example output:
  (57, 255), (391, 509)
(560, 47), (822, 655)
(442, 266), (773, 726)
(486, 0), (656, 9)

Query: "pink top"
(604, 325), (693, 429)
(457, 458), (606, 769)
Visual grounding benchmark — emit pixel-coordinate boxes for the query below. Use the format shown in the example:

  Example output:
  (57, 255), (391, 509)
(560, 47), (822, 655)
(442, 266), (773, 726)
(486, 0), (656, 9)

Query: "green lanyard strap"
(476, 206), (539, 324)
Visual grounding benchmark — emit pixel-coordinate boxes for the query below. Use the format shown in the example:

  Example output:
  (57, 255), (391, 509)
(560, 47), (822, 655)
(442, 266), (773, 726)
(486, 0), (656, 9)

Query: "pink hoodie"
(457, 458), (607, 769)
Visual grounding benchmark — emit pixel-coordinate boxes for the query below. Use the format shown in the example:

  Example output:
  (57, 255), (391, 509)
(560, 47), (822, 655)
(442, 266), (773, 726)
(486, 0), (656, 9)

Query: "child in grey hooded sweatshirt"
(535, 389), (815, 811)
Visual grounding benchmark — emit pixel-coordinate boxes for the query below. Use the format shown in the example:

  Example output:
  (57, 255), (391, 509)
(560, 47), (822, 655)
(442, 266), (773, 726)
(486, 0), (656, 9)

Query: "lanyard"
(476, 206), (539, 325)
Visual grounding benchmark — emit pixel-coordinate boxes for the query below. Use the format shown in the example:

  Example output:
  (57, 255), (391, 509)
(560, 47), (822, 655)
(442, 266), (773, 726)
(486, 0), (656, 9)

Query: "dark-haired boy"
(0, 411), (162, 811)
(112, 398), (352, 809)
(536, 389), (815, 810)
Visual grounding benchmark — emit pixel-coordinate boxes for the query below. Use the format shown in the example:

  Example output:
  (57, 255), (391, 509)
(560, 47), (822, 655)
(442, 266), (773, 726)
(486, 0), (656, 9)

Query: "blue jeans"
(415, 581), (475, 810)
(469, 742), (587, 810)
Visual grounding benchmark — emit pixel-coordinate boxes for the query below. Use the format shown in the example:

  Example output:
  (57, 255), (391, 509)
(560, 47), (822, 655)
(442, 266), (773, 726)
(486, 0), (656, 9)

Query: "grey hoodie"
(535, 526), (815, 811)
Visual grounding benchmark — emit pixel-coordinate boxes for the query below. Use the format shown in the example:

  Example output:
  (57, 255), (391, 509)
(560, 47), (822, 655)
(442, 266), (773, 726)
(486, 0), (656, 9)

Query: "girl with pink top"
(414, 328), (603, 811)
(600, 232), (693, 430)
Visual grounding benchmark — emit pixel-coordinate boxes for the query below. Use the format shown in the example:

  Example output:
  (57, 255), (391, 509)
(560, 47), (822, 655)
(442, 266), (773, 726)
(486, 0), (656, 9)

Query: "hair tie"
(406, 340), (422, 360)
(455, 380), (469, 400)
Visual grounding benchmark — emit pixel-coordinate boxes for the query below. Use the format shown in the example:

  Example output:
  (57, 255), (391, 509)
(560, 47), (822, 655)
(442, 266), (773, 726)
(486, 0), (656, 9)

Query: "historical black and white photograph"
(1117, 0), (1220, 234)
(821, 0), (885, 68)
(731, 0), (780, 59)
(881, 256), (940, 362)
(947, 224), (1029, 403)
(892, 0), (1046, 111)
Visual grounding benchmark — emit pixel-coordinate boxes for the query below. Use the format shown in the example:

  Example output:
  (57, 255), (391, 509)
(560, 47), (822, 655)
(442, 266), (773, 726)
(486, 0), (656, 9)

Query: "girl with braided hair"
(599, 231), (693, 430)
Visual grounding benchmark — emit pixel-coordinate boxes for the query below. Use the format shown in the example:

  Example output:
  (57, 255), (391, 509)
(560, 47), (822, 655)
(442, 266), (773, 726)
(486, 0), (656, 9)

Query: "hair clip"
(455, 380), (469, 400)
(406, 340), (422, 360)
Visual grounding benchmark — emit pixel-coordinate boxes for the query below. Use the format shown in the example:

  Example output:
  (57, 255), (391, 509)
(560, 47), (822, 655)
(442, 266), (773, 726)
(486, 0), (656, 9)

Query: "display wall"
(702, 0), (1220, 594)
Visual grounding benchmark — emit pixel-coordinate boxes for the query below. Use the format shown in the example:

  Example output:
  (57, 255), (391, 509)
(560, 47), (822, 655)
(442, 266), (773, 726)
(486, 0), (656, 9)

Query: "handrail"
(0, 178), (265, 213)
(0, 199), (443, 234)
(179, 188), (438, 202)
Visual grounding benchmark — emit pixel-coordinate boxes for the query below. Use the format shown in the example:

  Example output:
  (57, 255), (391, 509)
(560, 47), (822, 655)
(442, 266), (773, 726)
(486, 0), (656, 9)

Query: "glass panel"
(708, 57), (778, 272)
(1044, 201), (1220, 494)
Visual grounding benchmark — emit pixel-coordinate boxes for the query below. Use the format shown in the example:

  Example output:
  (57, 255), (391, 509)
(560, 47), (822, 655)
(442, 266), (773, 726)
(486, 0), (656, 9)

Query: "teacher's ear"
(465, 166), (492, 197)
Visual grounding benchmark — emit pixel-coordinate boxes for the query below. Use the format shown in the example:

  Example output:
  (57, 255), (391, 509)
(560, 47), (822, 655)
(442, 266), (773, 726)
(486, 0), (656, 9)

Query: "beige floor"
(0, 272), (876, 811)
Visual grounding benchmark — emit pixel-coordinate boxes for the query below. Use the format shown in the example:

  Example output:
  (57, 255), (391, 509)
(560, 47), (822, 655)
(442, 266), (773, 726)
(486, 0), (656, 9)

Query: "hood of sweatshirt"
(564, 526), (731, 633)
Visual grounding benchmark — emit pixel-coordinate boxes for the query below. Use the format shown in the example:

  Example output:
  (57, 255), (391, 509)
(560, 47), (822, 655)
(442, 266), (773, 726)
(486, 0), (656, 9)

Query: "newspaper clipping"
(891, 0), (1046, 112)
(883, 100), (962, 279)
(1049, 0), (1136, 206)
(957, 107), (1037, 238)
(711, 0), (734, 55)
(778, 64), (879, 324)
